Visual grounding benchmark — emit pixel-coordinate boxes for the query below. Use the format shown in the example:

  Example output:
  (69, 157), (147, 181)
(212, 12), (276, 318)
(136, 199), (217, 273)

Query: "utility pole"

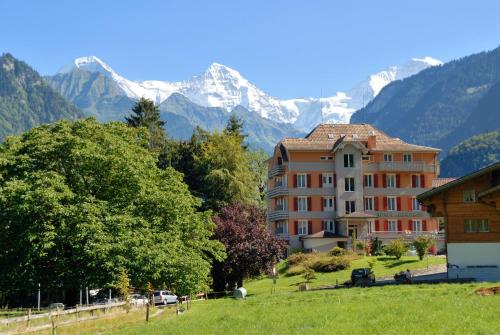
(79, 286), (82, 305)
(86, 287), (89, 306)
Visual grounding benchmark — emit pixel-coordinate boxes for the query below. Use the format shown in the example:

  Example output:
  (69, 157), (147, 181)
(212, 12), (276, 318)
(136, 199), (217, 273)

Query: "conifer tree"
(126, 97), (166, 151)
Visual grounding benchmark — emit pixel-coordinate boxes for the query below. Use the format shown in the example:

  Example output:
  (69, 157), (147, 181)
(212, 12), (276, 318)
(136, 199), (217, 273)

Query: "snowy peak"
(58, 56), (115, 77)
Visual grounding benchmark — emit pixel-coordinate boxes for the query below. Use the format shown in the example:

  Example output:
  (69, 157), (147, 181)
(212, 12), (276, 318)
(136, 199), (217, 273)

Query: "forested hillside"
(351, 46), (500, 154)
(440, 130), (500, 177)
(0, 53), (83, 140)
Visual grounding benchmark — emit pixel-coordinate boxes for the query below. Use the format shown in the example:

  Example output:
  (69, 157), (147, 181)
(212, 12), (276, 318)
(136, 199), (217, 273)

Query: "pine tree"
(126, 97), (166, 151)
(224, 114), (246, 147)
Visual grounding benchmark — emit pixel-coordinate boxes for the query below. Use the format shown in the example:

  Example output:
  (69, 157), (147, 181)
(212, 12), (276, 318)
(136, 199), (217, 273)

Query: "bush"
(413, 236), (435, 260)
(287, 253), (312, 266)
(285, 264), (308, 276)
(384, 239), (409, 260)
(303, 268), (317, 283)
(310, 256), (351, 273)
(355, 241), (366, 253)
(370, 237), (384, 256)
(329, 247), (347, 256)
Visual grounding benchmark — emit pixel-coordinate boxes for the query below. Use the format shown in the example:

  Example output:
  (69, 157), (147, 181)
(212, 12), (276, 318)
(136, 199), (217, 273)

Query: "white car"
(129, 294), (149, 306)
(153, 290), (177, 305)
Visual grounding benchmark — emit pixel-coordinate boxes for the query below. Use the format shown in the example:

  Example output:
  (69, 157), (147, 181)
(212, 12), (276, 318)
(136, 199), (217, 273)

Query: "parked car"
(351, 268), (375, 286)
(129, 294), (149, 305)
(406, 246), (417, 256)
(153, 290), (177, 305)
(49, 303), (65, 311)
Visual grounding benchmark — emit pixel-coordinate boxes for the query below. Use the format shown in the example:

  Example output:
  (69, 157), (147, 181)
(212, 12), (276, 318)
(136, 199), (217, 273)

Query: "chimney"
(367, 134), (377, 149)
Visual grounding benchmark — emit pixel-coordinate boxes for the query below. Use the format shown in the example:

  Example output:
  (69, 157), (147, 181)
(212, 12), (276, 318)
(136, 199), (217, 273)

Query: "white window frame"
(276, 198), (287, 211)
(364, 174), (373, 187)
(463, 190), (476, 203)
(465, 219), (490, 233)
(412, 197), (420, 211)
(322, 173), (333, 188)
(297, 196), (308, 212)
(297, 174), (307, 188)
(275, 176), (284, 187)
(384, 153), (393, 162)
(276, 221), (288, 235)
(324, 220), (335, 232)
(298, 220), (308, 236)
(403, 153), (412, 162)
(388, 220), (397, 232)
(344, 154), (354, 168)
(323, 197), (334, 211)
(345, 177), (355, 192)
(386, 174), (396, 188)
(413, 174), (421, 188)
(387, 196), (396, 211)
(367, 220), (374, 234)
(412, 220), (422, 232)
(364, 197), (374, 211)
(345, 200), (355, 214)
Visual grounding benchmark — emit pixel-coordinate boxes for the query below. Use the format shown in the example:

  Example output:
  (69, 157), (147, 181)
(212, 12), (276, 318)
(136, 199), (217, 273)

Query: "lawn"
(39, 256), (500, 335)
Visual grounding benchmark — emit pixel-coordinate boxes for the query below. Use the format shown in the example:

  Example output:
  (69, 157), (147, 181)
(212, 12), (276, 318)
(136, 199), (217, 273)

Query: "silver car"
(153, 290), (177, 305)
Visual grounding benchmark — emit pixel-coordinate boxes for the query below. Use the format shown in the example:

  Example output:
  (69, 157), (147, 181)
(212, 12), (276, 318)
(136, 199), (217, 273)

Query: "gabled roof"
(279, 123), (440, 152)
(418, 161), (500, 201)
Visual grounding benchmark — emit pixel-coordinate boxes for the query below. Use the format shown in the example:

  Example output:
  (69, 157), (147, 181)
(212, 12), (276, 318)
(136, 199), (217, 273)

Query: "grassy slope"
(42, 256), (500, 334)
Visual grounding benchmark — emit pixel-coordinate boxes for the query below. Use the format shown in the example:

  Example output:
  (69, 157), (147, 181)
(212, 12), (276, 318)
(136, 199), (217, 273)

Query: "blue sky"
(1, 0), (500, 98)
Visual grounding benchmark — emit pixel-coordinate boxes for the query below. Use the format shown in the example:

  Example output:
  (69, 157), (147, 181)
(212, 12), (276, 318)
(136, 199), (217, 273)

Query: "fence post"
(27, 308), (31, 329)
(76, 304), (79, 321)
(51, 314), (57, 335)
(145, 302), (150, 322)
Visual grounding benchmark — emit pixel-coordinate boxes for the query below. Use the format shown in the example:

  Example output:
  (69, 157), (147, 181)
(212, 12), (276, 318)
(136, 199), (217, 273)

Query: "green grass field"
(37, 256), (500, 335)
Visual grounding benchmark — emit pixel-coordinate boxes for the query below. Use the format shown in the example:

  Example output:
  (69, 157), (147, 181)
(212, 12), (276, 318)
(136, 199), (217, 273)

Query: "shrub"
(329, 246), (347, 256)
(310, 256), (351, 273)
(370, 237), (384, 256)
(303, 268), (317, 283)
(285, 264), (307, 276)
(355, 241), (366, 252)
(413, 236), (435, 260)
(287, 252), (312, 266)
(384, 239), (409, 260)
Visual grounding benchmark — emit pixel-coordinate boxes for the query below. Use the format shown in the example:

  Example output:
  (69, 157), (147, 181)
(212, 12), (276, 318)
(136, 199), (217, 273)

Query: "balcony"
(268, 210), (289, 222)
(364, 161), (438, 173)
(268, 165), (286, 179)
(368, 231), (444, 240)
(373, 211), (428, 218)
(267, 186), (289, 198)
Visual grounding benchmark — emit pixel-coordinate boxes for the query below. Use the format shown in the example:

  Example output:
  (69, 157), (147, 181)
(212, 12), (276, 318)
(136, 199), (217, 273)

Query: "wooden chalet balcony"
(364, 161), (439, 173)
(267, 185), (289, 198)
(268, 165), (286, 178)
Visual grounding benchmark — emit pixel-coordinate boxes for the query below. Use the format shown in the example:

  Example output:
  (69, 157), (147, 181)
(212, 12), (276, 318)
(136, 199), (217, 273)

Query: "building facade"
(418, 162), (500, 281)
(267, 124), (442, 252)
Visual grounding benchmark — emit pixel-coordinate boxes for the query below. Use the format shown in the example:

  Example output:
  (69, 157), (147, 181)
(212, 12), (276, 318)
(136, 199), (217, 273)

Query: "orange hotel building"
(267, 124), (444, 252)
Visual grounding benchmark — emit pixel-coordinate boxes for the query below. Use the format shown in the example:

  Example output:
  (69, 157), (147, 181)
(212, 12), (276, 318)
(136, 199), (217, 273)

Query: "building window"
(323, 197), (335, 211)
(403, 153), (412, 162)
(297, 174), (307, 188)
(364, 197), (374, 211)
(412, 174), (421, 188)
(412, 197), (420, 211)
(463, 190), (476, 203)
(386, 174), (396, 188)
(275, 176), (284, 187)
(276, 198), (287, 211)
(345, 177), (355, 192)
(324, 220), (335, 232)
(465, 219), (490, 233)
(322, 173), (333, 188)
(320, 156), (333, 160)
(275, 221), (288, 235)
(387, 197), (396, 211)
(388, 220), (397, 232)
(364, 174), (373, 187)
(298, 220), (308, 235)
(344, 154), (354, 168)
(384, 153), (393, 162)
(345, 201), (355, 214)
(297, 197), (308, 211)
(412, 220), (422, 232)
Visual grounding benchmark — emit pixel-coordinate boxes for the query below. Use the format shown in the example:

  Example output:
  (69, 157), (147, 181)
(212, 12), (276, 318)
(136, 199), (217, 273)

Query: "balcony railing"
(268, 165), (286, 178)
(373, 210), (428, 218)
(268, 210), (289, 222)
(267, 186), (289, 198)
(368, 231), (444, 240)
(364, 161), (438, 173)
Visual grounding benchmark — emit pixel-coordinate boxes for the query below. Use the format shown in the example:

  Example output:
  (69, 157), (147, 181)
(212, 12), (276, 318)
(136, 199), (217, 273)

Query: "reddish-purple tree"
(212, 203), (286, 291)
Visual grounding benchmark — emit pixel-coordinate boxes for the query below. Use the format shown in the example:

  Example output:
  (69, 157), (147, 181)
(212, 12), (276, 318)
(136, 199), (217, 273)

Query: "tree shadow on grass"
(384, 259), (419, 268)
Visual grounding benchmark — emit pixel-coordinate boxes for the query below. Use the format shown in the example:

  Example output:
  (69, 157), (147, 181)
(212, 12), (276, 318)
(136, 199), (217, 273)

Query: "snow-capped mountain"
(58, 56), (442, 131)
